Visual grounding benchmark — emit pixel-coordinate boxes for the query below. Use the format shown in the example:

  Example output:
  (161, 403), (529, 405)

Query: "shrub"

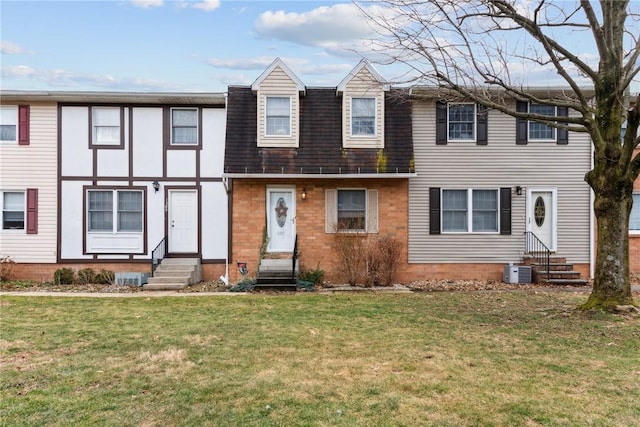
(372, 234), (402, 286)
(95, 269), (115, 285)
(54, 268), (75, 285)
(297, 263), (325, 286)
(0, 256), (16, 282)
(230, 278), (256, 292)
(77, 268), (96, 285)
(330, 230), (367, 286)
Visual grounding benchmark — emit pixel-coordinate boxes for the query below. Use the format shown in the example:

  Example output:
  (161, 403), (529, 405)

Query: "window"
(265, 97), (291, 136)
(92, 107), (121, 145)
(528, 104), (556, 141)
(2, 191), (24, 230)
(448, 103), (476, 141)
(631, 193), (640, 233)
(442, 189), (498, 233)
(351, 97), (375, 136)
(337, 189), (366, 231)
(171, 108), (198, 145)
(0, 106), (18, 143)
(88, 190), (143, 233)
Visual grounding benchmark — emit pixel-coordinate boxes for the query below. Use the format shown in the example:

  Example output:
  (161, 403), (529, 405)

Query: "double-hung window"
(171, 108), (198, 145)
(88, 190), (143, 233)
(0, 106), (18, 143)
(92, 107), (121, 145)
(337, 189), (367, 231)
(351, 97), (375, 136)
(442, 189), (498, 233)
(631, 193), (640, 234)
(528, 104), (556, 141)
(448, 103), (476, 141)
(2, 191), (25, 230)
(266, 97), (291, 136)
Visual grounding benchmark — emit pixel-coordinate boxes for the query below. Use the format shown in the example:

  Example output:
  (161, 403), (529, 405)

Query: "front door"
(169, 190), (198, 253)
(527, 189), (556, 251)
(267, 187), (296, 252)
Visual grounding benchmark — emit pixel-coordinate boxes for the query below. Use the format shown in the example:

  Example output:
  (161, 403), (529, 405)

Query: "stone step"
(161, 258), (200, 266)
(143, 283), (188, 291)
(536, 271), (582, 280)
(147, 276), (190, 284)
(531, 263), (575, 272)
(153, 269), (195, 278)
(538, 278), (589, 286)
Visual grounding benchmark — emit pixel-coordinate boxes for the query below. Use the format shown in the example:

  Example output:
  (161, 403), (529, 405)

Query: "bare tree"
(360, 0), (639, 309)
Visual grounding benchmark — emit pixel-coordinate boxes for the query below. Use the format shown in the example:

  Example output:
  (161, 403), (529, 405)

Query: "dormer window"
(351, 97), (376, 136)
(266, 97), (291, 136)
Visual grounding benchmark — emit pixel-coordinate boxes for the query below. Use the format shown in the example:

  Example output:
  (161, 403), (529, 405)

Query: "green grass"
(1, 292), (639, 426)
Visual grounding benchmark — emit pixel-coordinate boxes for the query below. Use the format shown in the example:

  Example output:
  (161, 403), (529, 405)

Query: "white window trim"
(528, 104), (557, 142)
(350, 97), (377, 138)
(630, 192), (640, 235)
(170, 107), (199, 145)
(92, 106), (122, 146)
(336, 188), (368, 233)
(0, 105), (18, 144)
(264, 96), (292, 138)
(447, 103), (476, 143)
(1, 190), (25, 233)
(441, 188), (500, 234)
(87, 189), (144, 234)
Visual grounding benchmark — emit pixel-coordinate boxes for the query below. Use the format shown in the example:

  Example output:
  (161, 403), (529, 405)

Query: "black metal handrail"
(151, 236), (167, 276)
(292, 234), (298, 280)
(524, 231), (550, 281)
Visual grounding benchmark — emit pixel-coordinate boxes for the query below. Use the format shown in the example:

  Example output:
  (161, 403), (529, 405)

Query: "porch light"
(516, 186), (523, 196)
(301, 188), (307, 200)
(152, 180), (160, 193)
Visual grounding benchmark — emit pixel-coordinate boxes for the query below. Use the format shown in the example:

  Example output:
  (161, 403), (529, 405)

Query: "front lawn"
(1, 292), (639, 426)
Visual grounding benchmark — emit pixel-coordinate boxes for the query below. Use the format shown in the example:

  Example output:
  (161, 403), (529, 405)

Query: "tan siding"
(342, 68), (385, 148)
(409, 101), (592, 264)
(256, 66), (300, 148)
(0, 103), (58, 263)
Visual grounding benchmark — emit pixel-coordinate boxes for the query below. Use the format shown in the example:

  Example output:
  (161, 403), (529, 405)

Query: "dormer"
(252, 58), (305, 148)
(337, 60), (388, 149)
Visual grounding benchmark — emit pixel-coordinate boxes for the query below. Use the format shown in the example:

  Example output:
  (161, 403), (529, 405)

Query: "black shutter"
(477, 104), (488, 145)
(436, 101), (447, 145)
(516, 101), (528, 145)
(557, 106), (568, 145)
(500, 187), (512, 235)
(429, 187), (441, 235)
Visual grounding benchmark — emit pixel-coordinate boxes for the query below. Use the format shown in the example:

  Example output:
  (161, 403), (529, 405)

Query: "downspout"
(220, 175), (230, 286)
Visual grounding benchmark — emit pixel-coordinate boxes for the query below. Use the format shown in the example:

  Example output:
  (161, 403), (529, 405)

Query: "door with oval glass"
(527, 189), (556, 251)
(266, 187), (296, 252)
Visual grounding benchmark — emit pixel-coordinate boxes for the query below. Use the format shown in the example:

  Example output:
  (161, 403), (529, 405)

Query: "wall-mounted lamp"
(515, 186), (523, 196)
(152, 180), (160, 193)
(301, 188), (307, 200)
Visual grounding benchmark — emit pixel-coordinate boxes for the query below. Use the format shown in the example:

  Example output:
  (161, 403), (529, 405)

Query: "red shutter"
(26, 188), (38, 234)
(18, 105), (30, 145)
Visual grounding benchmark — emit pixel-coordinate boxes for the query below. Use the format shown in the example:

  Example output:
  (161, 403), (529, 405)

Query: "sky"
(1, 0), (638, 94)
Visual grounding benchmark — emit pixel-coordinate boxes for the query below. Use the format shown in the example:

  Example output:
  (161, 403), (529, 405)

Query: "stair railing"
(292, 234), (298, 281)
(524, 231), (550, 281)
(151, 236), (167, 277)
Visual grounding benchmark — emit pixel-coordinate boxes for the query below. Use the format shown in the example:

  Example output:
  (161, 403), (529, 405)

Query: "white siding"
(256, 66), (300, 148)
(200, 108), (226, 178)
(201, 182), (228, 259)
(409, 101), (592, 264)
(61, 107), (93, 177)
(342, 67), (385, 149)
(132, 108), (163, 177)
(60, 180), (91, 260)
(0, 103), (58, 262)
(167, 150), (196, 177)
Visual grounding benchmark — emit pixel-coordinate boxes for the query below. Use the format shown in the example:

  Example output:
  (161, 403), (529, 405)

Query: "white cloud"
(192, 0), (220, 12)
(0, 41), (31, 55)
(130, 0), (163, 8)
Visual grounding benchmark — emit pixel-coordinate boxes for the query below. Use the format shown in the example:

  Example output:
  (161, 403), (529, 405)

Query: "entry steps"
(143, 258), (201, 291)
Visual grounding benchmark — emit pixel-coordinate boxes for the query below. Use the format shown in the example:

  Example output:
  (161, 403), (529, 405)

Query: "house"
(1, 91), (229, 285)
(0, 93), (57, 281)
(406, 88), (594, 282)
(631, 144), (640, 273)
(223, 58), (415, 284)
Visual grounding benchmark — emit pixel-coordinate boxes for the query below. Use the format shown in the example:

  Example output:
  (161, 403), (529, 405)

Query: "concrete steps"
(255, 258), (298, 290)
(144, 258), (201, 291)
(524, 256), (588, 286)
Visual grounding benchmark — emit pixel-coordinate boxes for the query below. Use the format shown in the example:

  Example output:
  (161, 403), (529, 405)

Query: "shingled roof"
(224, 86), (414, 176)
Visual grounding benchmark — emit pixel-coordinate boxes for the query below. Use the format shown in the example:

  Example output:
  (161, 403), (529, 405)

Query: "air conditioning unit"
(115, 272), (149, 287)
(503, 265), (532, 284)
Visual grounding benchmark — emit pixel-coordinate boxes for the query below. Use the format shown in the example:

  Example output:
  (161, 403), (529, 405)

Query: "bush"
(230, 278), (256, 292)
(297, 263), (325, 286)
(0, 256), (16, 282)
(368, 234), (402, 286)
(77, 268), (96, 285)
(331, 231), (367, 286)
(54, 268), (75, 285)
(95, 269), (115, 285)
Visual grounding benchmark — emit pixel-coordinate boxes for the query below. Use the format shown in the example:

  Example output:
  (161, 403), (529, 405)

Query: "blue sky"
(1, 0), (638, 93)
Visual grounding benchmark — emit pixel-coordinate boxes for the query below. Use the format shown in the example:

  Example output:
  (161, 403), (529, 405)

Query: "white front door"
(169, 190), (198, 253)
(267, 187), (296, 252)
(527, 189), (556, 251)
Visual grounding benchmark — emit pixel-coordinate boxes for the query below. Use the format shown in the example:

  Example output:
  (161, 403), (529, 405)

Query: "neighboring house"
(223, 58), (415, 283)
(1, 91), (228, 283)
(0, 93), (57, 280)
(407, 89), (593, 281)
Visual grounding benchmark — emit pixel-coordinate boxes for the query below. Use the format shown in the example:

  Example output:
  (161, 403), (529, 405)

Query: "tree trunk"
(583, 174), (636, 309)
